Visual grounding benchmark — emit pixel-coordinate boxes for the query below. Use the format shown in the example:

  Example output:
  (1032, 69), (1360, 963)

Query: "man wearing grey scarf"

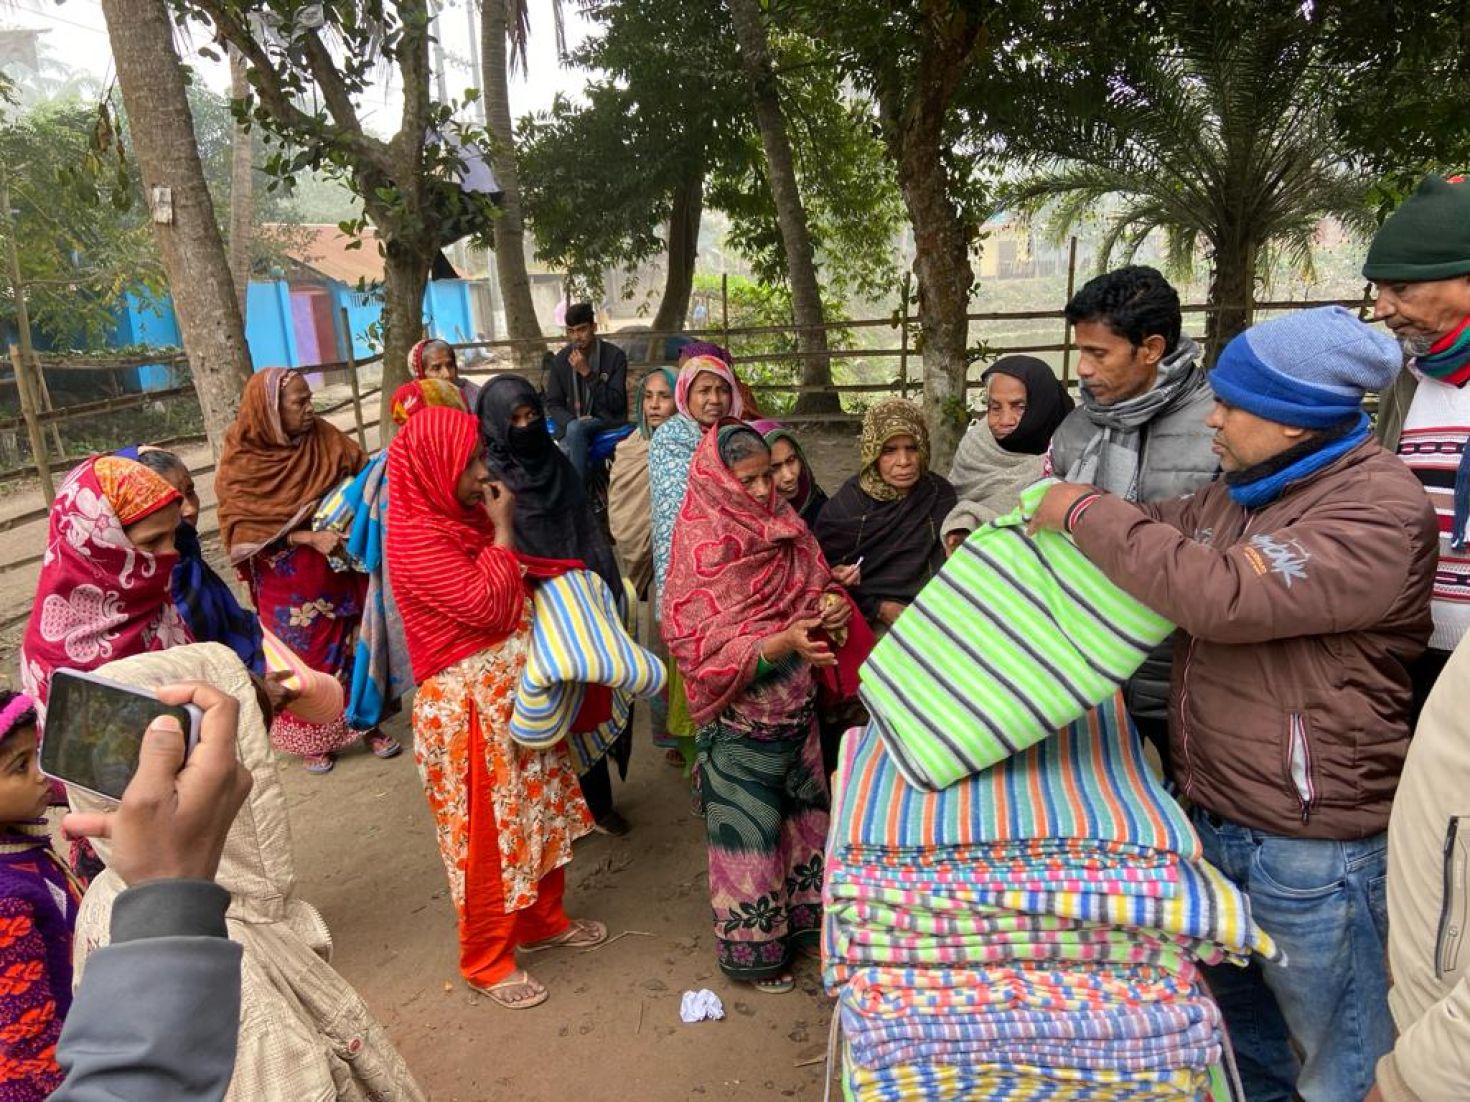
(1047, 266), (1219, 772)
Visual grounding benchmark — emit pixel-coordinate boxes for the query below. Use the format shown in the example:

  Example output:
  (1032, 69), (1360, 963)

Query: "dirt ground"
(0, 399), (868, 1102)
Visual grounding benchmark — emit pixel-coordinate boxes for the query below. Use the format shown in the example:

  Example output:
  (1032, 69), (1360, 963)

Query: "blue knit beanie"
(1209, 307), (1402, 429)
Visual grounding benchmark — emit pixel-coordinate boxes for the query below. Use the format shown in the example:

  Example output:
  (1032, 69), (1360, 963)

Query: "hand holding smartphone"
(42, 669), (203, 801)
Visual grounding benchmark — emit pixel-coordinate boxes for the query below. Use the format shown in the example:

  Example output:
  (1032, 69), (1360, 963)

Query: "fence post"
(898, 273), (911, 399)
(721, 272), (730, 353)
(9, 343), (53, 506)
(340, 308), (368, 451)
(1061, 236), (1079, 383)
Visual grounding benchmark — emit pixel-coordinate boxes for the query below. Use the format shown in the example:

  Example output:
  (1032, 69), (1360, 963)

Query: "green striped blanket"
(859, 480), (1174, 790)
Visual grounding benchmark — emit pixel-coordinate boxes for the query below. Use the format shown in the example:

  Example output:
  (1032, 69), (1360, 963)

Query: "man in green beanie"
(1364, 172), (1470, 711)
(1363, 173), (1470, 1102)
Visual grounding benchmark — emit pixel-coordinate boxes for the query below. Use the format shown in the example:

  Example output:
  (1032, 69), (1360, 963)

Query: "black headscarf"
(476, 376), (622, 595)
(981, 355), (1075, 455)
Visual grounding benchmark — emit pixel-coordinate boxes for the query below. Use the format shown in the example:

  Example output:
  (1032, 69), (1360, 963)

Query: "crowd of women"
(12, 329), (1074, 1039)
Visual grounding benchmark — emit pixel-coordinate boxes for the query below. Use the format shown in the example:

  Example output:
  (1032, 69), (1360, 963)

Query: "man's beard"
(1400, 332), (1436, 358)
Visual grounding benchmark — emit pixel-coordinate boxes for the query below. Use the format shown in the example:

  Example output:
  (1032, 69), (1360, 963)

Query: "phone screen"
(41, 670), (195, 800)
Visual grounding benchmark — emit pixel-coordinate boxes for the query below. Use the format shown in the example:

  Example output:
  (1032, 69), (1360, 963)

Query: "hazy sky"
(4, 0), (594, 127)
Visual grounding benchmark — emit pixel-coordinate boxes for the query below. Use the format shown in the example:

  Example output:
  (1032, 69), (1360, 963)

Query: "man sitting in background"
(546, 301), (629, 481)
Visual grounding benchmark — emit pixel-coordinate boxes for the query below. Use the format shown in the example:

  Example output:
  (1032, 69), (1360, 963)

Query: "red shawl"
(662, 419), (833, 726)
(21, 457), (191, 712)
(215, 368), (366, 563)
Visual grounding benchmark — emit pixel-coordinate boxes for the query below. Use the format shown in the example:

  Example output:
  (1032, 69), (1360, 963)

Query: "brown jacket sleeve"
(1071, 490), (1415, 645)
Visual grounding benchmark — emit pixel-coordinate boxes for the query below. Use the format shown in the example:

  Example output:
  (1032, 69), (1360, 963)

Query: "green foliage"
(989, 3), (1382, 345)
(517, 0), (903, 311)
(0, 98), (161, 346)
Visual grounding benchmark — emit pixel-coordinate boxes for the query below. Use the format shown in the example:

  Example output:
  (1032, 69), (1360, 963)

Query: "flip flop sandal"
(366, 733), (402, 759)
(520, 918), (608, 953)
(752, 973), (795, 995)
(471, 970), (549, 1010)
(304, 753), (336, 775)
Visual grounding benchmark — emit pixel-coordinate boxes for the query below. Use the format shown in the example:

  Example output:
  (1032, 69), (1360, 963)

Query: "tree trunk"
(482, 0), (544, 366)
(878, 91), (974, 471)
(651, 169), (703, 337)
(379, 240), (432, 444)
(227, 45), (253, 321)
(1204, 232), (1257, 366)
(726, 0), (837, 416)
(100, 0), (253, 456)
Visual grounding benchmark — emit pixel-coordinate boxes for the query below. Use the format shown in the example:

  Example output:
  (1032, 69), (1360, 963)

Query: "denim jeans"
(558, 416), (613, 482)
(1190, 807), (1392, 1102)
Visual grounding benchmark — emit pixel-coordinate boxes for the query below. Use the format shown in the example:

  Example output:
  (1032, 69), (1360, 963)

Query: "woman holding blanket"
(216, 368), (399, 772)
(386, 406), (602, 1010)
(663, 423), (847, 993)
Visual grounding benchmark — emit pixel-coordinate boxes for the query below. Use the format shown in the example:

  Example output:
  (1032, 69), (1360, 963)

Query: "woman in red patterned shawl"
(21, 456), (188, 714)
(662, 422), (849, 993)
(20, 455), (189, 884)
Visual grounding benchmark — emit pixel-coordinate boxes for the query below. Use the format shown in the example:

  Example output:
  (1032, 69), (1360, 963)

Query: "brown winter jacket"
(1072, 439), (1437, 839)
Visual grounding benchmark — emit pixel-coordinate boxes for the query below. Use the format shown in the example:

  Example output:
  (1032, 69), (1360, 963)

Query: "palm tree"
(1001, 7), (1376, 359)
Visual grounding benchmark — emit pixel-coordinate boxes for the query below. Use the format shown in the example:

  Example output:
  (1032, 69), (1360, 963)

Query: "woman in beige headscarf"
(68, 642), (426, 1102)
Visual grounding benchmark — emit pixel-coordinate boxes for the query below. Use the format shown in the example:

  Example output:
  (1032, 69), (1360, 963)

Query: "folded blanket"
(857, 481), (1174, 790)
(832, 696), (1198, 861)
(839, 997), (1219, 1044)
(511, 569), (666, 754)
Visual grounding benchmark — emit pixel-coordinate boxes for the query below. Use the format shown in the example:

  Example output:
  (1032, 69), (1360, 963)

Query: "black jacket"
(544, 339), (629, 434)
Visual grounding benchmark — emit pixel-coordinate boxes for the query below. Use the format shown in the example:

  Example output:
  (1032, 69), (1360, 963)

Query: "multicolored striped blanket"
(832, 697), (1198, 861)
(857, 480), (1174, 791)
(511, 569), (666, 768)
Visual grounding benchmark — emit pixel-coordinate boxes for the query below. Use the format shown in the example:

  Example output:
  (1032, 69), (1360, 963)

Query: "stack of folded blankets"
(824, 693), (1277, 1100)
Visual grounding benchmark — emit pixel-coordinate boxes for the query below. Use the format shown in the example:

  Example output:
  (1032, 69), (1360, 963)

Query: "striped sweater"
(1397, 374), (1470, 651)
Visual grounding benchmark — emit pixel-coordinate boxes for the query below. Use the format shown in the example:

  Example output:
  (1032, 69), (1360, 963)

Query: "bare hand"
(944, 530), (968, 555)
(1026, 482), (1097, 536)
(482, 480), (516, 534)
(569, 348), (591, 376)
(296, 529), (345, 558)
(1363, 1085), (1385, 1102)
(820, 592), (853, 633)
(785, 617), (836, 668)
(61, 682), (253, 886)
(830, 563), (861, 588)
(877, 600), (907, 627)
(263, 670), (298, 717)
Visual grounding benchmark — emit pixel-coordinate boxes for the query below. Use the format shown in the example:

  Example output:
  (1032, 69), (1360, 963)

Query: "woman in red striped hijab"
(385, 407), (602, 1010)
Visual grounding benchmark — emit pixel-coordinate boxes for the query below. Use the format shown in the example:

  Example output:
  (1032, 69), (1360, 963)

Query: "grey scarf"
(1068, 338), (1204, 499)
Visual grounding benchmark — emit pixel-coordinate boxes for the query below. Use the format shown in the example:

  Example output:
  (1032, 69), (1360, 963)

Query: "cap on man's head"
(565, 301), (595, 327)
(1363, 174), (1470, 283)
(1210, 306), (1402, 428)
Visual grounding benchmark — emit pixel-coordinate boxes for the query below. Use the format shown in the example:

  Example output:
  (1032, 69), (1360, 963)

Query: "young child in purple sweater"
(0, 692), (79, 1100)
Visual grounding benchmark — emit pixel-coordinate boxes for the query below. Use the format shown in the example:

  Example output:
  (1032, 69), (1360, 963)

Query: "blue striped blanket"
(511, 569), (666, 768)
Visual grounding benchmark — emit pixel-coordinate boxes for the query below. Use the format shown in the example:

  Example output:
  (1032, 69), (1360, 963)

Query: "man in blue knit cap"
(1033, 306), (1438, 1102)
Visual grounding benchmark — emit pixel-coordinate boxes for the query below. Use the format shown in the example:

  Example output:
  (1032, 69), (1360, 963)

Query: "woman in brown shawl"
(813, 398), (957, 632)
(216, 368), (400, 772)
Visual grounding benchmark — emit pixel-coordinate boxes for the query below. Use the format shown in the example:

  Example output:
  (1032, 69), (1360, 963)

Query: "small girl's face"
(0, 727), (51, 823)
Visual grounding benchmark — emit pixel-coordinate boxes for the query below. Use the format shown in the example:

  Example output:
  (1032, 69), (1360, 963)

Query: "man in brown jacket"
(1032, 306), (1438, 1102)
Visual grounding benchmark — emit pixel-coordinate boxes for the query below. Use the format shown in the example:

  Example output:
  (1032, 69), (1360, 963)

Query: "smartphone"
(41, 668), (203, 801)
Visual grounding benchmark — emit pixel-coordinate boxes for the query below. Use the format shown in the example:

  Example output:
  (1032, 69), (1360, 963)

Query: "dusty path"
(2, 401), (870, 1100)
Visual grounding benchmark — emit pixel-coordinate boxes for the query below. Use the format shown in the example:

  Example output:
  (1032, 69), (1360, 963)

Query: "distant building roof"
(266, 223), (465, 285)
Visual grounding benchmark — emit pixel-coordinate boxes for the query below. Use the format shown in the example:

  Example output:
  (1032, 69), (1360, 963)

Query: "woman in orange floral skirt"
(385, 406), (604, 1010)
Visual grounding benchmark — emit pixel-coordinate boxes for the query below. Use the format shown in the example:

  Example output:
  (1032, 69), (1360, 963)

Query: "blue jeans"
(558, 417), (612, 482)
(1191, 808), (1391, 1102)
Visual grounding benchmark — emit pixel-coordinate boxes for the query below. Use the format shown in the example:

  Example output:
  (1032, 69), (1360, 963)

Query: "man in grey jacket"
(1050, 265), (1218, 771)
(51, 682), (253, 1101)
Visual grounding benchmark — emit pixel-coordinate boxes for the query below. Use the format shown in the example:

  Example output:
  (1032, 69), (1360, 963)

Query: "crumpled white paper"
(679, 988), (725, 1023)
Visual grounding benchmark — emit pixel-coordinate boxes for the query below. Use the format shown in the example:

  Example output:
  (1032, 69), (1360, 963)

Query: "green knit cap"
(1363, 174), (1470, 282)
